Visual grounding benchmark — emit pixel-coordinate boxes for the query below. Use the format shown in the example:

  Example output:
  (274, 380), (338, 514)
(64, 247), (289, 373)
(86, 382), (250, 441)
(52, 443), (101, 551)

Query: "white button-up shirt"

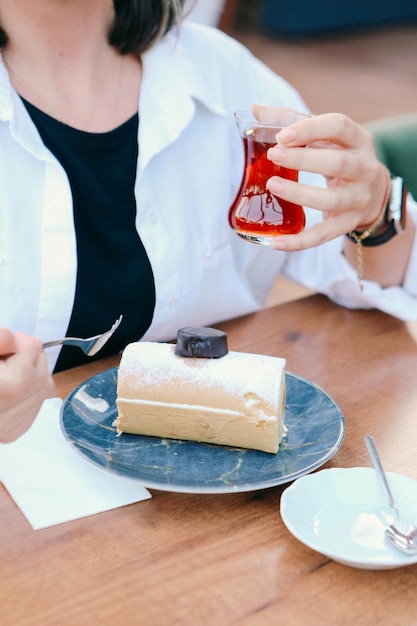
(1, 23), (416, 371)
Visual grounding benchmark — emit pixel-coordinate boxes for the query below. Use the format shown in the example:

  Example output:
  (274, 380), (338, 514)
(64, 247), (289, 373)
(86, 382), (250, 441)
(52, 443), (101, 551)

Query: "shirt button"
(0, 258), (6, 266)
(205, 250), (212, 259)
(169, 298), (178, 308)
(149, 212), (158, 223)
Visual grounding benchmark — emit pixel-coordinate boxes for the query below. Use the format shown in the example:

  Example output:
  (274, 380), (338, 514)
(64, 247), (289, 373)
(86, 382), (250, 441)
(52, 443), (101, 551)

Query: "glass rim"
(234, 108), (285, 130)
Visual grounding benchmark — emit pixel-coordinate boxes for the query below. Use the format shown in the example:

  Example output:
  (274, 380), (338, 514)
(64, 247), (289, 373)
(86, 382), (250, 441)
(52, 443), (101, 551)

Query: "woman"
(0, 0), (416, 441)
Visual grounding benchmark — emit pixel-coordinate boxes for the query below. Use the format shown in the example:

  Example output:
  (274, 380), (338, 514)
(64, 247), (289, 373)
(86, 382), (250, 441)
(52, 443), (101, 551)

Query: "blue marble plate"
(60, 367), (345, 494)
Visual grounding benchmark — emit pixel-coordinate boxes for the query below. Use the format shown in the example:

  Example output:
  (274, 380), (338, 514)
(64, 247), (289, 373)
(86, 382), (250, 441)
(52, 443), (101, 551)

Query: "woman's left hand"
(253, 104), (389, 251)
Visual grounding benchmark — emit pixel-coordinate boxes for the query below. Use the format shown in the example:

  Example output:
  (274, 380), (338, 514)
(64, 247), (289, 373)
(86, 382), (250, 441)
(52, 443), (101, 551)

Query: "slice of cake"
(114, 327), (286, 454)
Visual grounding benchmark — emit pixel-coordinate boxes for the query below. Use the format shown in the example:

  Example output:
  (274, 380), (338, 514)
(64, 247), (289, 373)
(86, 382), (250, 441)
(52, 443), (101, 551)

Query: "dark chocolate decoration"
(175, 327), (229, 358)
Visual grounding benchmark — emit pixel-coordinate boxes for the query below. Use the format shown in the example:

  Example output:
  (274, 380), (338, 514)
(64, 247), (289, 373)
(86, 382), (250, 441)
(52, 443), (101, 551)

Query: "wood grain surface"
(2, 295), (417, 626)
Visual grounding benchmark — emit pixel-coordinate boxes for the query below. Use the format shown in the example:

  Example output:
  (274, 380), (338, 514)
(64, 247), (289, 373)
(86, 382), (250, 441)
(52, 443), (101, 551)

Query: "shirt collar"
(137, 26), (227, 171)
(0, 25), (228, 165)
(0, 54), (55, 160)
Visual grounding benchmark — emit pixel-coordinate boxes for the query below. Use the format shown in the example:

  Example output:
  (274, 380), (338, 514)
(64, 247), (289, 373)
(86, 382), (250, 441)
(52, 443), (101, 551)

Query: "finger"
(277, 113), (373, 150)
(270, 215), (354, 252)
(266, 174), (369, 215)
(14, 332), (43, 363)
(0, 375), (55, 443)
(0, 328), (16, 357)
(252, 103), (311, 127)
(0, 339), (47, 402)
(0, 351), (36, 401)
(268, 144), (370, 181)
(0, 399), (42, 442)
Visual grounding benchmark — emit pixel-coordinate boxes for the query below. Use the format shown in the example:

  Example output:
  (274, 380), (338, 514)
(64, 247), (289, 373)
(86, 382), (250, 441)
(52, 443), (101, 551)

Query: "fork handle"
(43, 340), (64, 349)
(43, 339), (78, 349)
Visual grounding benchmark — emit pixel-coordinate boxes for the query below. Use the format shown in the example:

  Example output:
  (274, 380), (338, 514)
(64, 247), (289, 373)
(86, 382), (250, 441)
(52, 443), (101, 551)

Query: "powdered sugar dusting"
(118, 342), (285, 413)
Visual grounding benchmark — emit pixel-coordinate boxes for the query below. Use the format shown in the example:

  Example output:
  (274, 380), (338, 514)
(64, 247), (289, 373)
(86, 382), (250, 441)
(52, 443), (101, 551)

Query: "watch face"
(400, 181), (407, 231)
(389, 176), (406, 233)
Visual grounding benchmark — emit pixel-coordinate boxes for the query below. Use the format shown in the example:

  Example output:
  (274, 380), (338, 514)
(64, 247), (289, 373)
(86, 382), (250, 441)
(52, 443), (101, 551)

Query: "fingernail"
(277, 129), (297, 145)
(266, 178), (284, 194)
(268, 147), (285, 164)
(270, 238), (288, 251)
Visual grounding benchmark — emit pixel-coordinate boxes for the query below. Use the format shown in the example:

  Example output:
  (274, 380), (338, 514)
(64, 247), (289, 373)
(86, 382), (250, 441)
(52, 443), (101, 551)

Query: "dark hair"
(110, 0), (186, 55)
(0, 0), (187, 54)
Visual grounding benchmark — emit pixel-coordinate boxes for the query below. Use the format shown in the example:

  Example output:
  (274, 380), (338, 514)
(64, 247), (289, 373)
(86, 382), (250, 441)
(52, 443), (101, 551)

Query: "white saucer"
(280, 467), (417, 570)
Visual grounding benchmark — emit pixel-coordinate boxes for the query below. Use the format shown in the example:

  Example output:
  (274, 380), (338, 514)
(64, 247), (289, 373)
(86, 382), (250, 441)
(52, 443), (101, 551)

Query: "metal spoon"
(364, 436), (417, 555)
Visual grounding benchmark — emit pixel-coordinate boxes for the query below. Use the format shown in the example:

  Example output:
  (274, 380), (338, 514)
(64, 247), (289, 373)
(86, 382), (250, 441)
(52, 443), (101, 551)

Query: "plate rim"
(280, 466), (417, 569)
(60, 367), (345, 494)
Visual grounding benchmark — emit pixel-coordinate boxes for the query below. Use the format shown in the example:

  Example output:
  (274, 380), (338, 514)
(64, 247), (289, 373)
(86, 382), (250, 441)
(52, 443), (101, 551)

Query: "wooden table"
(2, 294), (417, 625)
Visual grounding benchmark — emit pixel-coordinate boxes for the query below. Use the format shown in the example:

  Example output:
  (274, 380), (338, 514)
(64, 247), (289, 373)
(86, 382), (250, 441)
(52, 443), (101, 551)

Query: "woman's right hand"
(0, 328), (56, 442)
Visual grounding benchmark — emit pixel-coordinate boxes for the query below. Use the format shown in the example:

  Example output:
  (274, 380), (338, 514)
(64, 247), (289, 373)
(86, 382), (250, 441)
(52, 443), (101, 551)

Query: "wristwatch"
(346, 176), (407, 247)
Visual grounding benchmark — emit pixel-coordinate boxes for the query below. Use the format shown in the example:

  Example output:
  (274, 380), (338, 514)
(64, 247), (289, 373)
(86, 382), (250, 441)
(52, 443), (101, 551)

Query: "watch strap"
(346, 176), (406, 247)
(349, 219), (397, 247)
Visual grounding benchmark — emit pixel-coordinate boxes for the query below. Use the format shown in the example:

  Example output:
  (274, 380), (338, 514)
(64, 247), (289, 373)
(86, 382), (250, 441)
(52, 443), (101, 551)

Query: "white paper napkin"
(0, 398), (151, 529)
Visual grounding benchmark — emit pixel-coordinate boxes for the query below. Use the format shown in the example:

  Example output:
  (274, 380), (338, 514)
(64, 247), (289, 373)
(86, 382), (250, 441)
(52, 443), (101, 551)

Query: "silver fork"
(43, 315), (123, 356)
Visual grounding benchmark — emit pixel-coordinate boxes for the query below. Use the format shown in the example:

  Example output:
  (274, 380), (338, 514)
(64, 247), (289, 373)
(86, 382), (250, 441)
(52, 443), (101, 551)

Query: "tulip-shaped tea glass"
(229, 109), (305, 245)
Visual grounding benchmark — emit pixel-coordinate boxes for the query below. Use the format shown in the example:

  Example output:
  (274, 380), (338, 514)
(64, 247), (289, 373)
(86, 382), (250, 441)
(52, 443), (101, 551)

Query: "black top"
(22, 100), (156, 371)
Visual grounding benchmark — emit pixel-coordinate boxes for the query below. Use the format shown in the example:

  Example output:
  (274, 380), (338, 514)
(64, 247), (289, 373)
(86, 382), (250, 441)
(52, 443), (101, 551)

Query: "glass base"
(236, 231), (273, 246)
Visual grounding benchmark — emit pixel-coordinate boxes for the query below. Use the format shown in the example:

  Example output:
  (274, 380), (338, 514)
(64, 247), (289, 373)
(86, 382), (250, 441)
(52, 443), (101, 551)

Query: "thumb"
(0, 328), (16, 357)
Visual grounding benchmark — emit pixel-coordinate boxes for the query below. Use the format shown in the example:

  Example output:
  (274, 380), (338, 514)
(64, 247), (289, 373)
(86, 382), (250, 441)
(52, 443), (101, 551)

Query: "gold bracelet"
(347, 169), (391, 291)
